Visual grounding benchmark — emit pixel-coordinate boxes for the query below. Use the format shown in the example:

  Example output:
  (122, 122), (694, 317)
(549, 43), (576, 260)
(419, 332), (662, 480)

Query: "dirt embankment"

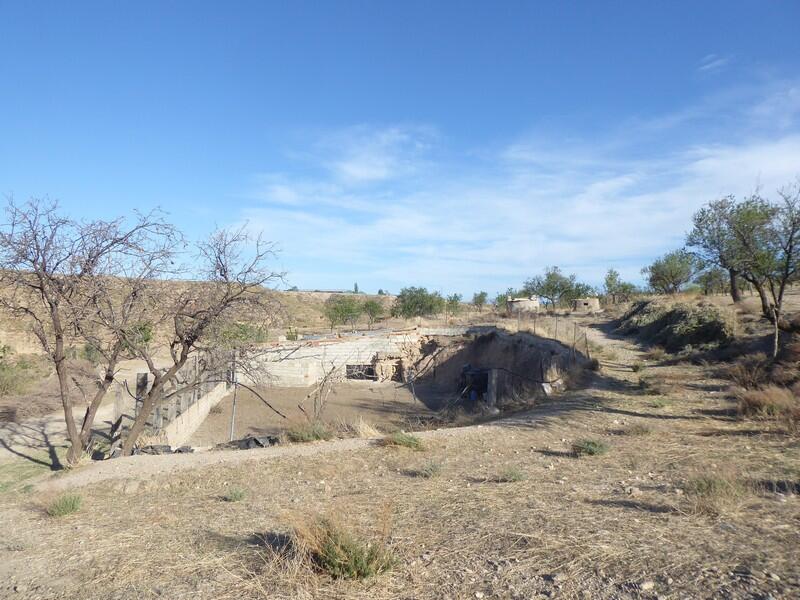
(616, 298), (735, 352)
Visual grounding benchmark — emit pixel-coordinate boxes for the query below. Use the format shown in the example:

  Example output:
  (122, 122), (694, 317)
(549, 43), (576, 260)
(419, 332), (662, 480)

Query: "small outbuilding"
(572, 297), (601, 313)
(506, 296), (540, 315)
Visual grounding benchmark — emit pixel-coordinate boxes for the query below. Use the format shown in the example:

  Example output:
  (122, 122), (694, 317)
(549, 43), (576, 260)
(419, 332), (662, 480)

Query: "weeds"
(46, 493), (82, 517)
(638, 375), (665, 396)
(644, 347), (666, 361)
(495, 466), (526, 482)
(380, 431), (424, 450)
(286, 422), (333, 443)
(737, 385), (800, 433)
(632, 362), (644, 373)
(292, 516), (394, 579)
(572, 439), (609, 457)
(684, 472), (751, 516)
(222, 487), (246, 502)
(407, 460), (442, 478)
(649, 397), (669, 409)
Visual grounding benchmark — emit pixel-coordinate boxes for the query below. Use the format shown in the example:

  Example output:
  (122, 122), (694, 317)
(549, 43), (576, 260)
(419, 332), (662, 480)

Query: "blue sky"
(2, 1), (800, 296)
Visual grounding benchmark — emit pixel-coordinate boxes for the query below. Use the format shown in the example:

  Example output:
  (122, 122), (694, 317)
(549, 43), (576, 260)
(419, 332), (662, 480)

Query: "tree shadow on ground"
(0, 423), (64, 470)
(585, 498), (676, 514)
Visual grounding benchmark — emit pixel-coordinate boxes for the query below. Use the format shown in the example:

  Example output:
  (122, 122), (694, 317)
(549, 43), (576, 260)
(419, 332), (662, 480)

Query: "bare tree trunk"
(729, 269), (742, 303)
(56, 354), (82, 465)
(120, 381), (163, 456)
(79, 357), (118, 447)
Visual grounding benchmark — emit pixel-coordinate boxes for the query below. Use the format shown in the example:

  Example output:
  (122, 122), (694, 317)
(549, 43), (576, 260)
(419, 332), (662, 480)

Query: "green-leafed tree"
(642, 250), (697, 294)
(524, 267), (592, 308)
(391, 287), (445, 318)
(446, 293), (462, 320)
(694, 268), (728, 296)
(324, 295), (362, 331)
(472, 291), (488, 312)
(362, 299), (384, 330)
(603, 269), (637, 304)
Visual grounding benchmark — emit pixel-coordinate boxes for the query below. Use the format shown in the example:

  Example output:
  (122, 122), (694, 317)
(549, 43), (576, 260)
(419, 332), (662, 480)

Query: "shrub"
(380, 431), (424, 450)
(631, 362), (643, 373)
(649, 398), (669, 409)
(46, 493), (82, 517)
(293, 517), (394, 579)
(222, 487), (246, 502)
(572, 439), (609, 456)
(286, 422), (333, 443)
(737, 385), (800, 433)
(588, 358), (601, 371)
(727, 353), (771, 390)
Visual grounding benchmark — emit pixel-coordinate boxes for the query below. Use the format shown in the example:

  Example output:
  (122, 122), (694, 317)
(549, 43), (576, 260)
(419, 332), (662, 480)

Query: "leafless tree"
(119, 226), (283, 455)
(0, 198), (177, 464)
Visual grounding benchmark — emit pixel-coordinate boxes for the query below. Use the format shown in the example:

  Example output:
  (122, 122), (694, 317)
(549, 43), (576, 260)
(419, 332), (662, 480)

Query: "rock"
(768, 572), (781, 582)
(475, 592), (484, 599)
(625, 486), (642, 497)
(641, 580), (655, 591)
(552, 573), (567, 583)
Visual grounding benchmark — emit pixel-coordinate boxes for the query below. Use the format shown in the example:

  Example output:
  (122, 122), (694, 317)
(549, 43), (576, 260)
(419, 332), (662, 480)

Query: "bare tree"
(0, 198), (176, 464)
(119, 226), (282, 455)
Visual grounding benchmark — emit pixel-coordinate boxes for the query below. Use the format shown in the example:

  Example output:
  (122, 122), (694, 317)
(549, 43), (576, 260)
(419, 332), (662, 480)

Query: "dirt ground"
(189, 383), (423, 446)
(0, 309), (798, 599)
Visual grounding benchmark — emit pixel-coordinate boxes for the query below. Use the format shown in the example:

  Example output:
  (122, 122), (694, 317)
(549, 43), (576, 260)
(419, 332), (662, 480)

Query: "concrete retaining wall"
(161, 382), (228, 447)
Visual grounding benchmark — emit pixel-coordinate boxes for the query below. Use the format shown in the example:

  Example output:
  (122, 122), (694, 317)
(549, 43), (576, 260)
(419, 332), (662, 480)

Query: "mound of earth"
(616, 299), (734, 352)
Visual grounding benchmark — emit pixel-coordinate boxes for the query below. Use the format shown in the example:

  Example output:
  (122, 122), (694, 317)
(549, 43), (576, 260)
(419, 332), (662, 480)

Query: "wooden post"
(533, 312), (537, 335)
(229, 353), (238, 442)
(585, 332), (591, 360)
(554, 316), (559, 340)
(773, 307), (780, 358)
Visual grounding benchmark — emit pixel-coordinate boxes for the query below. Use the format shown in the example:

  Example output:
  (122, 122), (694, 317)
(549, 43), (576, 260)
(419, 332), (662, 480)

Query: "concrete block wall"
(161, 382), (227, 447)
(246, 331), (425, 387)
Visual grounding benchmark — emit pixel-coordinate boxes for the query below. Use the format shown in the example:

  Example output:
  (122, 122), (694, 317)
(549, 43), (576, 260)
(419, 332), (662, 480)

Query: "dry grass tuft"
(737, 385), (800, 433)
(380, 431), (424, 450)
(221, 487), (246, 502)
(726, 352), (771, 390)
(495, 466), (526, 482)
(683, 471), (752, 517)
(406, 460), (442, 478)
(46, 493), (82, 517)
(286, 422), (333, 443)
(572, 439), (609, 456)
(621, 423), (652, 436)
(336, 416), (381, 439)
(643, 346), (666, 361)
(290, 515), (395, 579)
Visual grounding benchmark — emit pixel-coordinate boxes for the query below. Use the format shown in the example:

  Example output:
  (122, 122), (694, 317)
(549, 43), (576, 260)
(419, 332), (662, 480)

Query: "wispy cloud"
(698, 53), (731, 73)
(237, 81), (800, 295)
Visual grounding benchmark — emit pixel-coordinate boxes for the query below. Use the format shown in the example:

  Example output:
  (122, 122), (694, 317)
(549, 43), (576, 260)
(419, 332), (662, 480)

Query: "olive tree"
(641, 250), (696, 294)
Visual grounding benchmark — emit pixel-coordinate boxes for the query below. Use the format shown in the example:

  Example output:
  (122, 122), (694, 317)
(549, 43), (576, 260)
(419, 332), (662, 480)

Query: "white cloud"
(236, 84), (800, 295)
(698, 54), (731, 73)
